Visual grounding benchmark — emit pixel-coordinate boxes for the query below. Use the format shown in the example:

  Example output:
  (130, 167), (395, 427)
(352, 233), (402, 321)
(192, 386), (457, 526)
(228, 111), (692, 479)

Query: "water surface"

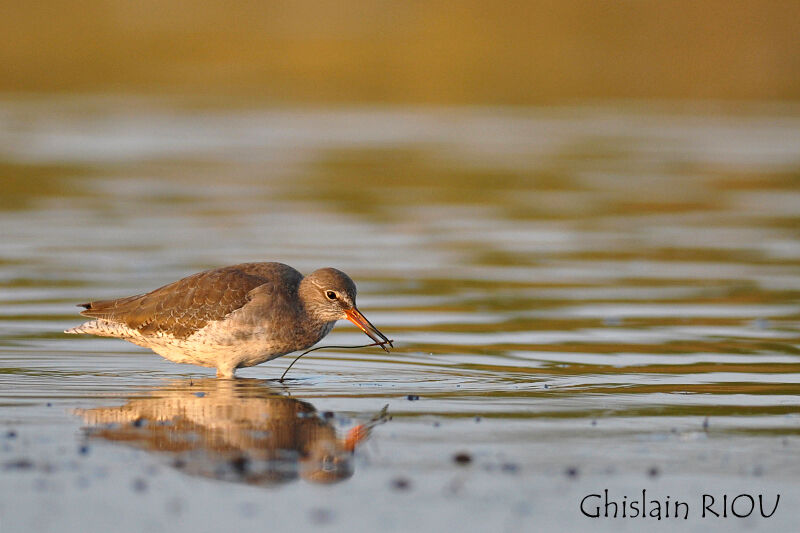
(1, 98), (799, 532)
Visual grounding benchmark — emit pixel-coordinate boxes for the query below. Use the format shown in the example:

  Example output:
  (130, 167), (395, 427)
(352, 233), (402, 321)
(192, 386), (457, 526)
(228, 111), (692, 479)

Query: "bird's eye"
(325, 291), (337, 300)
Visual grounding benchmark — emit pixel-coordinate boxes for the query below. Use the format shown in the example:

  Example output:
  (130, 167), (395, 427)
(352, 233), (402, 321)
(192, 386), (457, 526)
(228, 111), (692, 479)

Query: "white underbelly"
(67, 317), (335, 371)
(158, 322), (295, 368)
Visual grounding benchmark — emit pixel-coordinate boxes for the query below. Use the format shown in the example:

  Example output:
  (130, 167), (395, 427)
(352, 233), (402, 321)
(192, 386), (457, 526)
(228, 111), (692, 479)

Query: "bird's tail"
(64, 319), (133, 338)
(65, 323), (91, 335)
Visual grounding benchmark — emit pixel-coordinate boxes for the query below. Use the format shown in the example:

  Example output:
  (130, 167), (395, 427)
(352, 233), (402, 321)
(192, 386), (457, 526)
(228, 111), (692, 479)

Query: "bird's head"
(300, 268), (391, 351)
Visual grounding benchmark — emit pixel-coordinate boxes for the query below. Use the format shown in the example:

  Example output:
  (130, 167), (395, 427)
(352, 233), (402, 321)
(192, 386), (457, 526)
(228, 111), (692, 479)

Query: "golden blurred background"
(2, 0), (799, 103)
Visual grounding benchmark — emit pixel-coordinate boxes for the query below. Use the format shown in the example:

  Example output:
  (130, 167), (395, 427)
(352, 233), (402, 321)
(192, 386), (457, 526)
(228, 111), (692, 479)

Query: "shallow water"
(1, 97), (799, 532)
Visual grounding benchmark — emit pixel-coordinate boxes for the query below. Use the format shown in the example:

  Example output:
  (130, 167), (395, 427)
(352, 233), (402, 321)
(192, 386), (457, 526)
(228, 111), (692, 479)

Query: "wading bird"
(66, 263), (391, 377)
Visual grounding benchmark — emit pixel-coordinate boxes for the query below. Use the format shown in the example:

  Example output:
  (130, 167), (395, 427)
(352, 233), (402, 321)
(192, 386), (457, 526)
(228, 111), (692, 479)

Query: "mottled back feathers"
(78, 263), (304, 339)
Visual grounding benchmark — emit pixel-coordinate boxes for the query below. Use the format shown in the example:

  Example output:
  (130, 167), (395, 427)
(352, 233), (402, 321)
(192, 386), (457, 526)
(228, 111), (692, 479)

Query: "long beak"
(344, 308), (392, 352)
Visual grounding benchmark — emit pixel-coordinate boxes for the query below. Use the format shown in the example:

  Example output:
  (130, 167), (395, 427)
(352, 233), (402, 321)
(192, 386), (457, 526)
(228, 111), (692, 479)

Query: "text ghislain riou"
(581, 490), (780, 520)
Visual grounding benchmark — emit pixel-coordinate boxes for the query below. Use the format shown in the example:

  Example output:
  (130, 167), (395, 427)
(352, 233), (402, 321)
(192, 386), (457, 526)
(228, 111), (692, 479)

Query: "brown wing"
(78, 263), (300, 339)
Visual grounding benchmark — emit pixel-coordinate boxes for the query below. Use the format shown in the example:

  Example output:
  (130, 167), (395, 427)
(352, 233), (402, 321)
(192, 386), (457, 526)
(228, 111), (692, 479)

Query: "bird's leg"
(216, 365), (236, 379)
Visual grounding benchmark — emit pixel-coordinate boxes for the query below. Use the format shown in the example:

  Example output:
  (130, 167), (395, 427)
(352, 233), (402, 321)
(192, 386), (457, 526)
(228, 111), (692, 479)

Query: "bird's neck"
(296, 278), (335, 334)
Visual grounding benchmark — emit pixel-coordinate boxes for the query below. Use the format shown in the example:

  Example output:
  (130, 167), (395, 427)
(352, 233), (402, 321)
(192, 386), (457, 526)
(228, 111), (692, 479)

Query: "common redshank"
(65, 262), (391, 377)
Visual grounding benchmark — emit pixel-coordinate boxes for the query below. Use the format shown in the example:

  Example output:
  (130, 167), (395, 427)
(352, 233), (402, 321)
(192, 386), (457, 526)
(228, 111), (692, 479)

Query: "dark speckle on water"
(5, 430), (17, 439)
(4, 458), (34, 470)
(647, 466), (659, 478)
(194, 392), (205, 398)
(407, 395), (420, 401)
(308, 508), (334, 525)
(78, 445), (89, 455)
(132, 478), (148, 492)
(132, 417), (146, 428)
(322, 411), (334, 420)
(453, 452), (472, 465)
(390, 477), (411, 490)
(565, 466), (579, 479)
(501, 462), (519, 474)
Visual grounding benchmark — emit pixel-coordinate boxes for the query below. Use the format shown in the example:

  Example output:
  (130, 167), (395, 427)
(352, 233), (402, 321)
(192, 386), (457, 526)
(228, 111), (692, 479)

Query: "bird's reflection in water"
(77, 378), (388, 485)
